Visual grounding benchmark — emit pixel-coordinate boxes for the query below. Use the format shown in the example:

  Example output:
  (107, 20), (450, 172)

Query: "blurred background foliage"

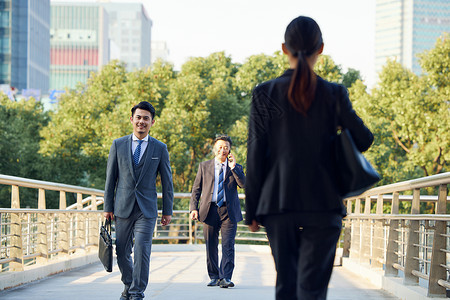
(0, 35), (448, 212)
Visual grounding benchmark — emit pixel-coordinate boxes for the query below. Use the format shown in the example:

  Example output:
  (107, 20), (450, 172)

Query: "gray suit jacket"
(190, 159), (245, 224)
(104, 134), (174, 219)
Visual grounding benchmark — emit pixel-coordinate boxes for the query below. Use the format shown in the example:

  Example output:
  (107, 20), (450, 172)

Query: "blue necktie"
(133, 140), (143, 165)
(217, 164), (224, 207)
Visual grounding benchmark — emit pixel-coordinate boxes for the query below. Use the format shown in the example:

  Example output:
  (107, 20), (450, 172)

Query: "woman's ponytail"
(284, 16), (323, 115)
(287, 51), (316, 115)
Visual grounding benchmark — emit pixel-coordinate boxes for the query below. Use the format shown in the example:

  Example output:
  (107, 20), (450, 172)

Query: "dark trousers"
(115, 203), (157, 299)
(263, 213), (341, 300)
(203, 203), (238, 280)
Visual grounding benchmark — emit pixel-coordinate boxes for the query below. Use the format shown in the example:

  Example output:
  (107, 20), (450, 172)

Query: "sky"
(53, 0), (377, 87)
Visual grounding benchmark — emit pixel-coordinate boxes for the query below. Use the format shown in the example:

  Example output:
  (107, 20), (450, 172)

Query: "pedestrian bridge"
(0, 173), (449, 299)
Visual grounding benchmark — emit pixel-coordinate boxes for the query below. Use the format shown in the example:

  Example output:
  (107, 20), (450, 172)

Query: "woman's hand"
(248, 220), (261, 232)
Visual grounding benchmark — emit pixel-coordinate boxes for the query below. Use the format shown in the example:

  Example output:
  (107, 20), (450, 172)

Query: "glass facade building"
(0, 0), (50, 92)
(102, 3), (152, 71)
(50, 3), (109, 90)
(375, 0), (450, 76)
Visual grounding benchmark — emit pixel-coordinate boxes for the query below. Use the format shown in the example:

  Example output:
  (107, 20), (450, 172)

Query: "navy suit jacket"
(104, 134), (174, 219)
(190, 159), (245, 224)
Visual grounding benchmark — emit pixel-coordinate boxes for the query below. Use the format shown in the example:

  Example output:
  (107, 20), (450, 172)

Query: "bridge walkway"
(0, 245), (398, 300)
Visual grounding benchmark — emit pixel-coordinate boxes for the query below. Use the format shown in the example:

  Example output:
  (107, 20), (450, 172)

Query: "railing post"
(10, 185), (24, 271)
(59, 191), (66, 209)
(77, 193), (83, 210)
(75, 193), (86, 252)
(427, 184), (448, 297)
(38, 188), (46, 210)
(188, 216), (193, 245)
(90, 195), (99, 248)
(59, 213), (69, 256)
(37, 189), (48, 265)
(372, 194), (384, 269)
(91, 195), (98, 211)
(385, 191), (400, 276)
(342, 199), (353, 257)
(404, 188), (420, 285)
(360, 197), (371, 265)
(10, 212), (24, 271)
(350, 198), (362, 260)
(11, 185), (20, 208)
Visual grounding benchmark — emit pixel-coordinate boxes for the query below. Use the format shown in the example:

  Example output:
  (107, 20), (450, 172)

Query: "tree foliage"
(1, 37), (447, 209)
(0, 95), (54, 207)
(351, 35), (449, 181)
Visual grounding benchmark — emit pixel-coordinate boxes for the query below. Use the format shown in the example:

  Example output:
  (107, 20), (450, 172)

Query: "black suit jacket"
(245, 70), (374, 225)
(190, 159), (245, 224)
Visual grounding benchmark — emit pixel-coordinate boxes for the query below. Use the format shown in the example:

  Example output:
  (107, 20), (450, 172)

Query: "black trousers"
(263, 213), (341, 300)
(203, 203), (237, 280)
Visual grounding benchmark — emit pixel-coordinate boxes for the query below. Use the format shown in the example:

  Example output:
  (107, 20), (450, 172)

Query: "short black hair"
(214, 134), (232, 147)
(131, 101), (156, 119)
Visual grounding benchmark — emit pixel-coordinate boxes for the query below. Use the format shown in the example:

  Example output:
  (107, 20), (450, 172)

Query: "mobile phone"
(228, 150), (233, 162)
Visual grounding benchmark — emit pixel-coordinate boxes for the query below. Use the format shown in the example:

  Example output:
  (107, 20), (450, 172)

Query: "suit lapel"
(206, 159), (215, 190)
(126, 135), (137, 182)
(136, 135), (154, 186)
(224, 165), (231, 182)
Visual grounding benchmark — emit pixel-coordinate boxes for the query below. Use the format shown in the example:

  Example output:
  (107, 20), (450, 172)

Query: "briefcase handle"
(104, 218), (112, 234)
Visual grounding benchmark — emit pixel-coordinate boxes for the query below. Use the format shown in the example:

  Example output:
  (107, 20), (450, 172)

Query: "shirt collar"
(132, 134), (149, 142)
(215, 158), (227, 167)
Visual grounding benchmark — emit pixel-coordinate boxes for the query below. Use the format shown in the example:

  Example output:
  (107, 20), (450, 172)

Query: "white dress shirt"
(212, 159), (227, 203)
(132, 134), (149, 164)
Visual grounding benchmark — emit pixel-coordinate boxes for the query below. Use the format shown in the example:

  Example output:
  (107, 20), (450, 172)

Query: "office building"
(50, 2), (109, 90)
(375, 0), (450, 76)
(0, 0), (50, 93)
(102, 2), (152, 71)
(151, 41), (169, 64)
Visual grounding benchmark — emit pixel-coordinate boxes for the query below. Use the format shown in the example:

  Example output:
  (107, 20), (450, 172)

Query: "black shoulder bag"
(333, 89), (380, 198)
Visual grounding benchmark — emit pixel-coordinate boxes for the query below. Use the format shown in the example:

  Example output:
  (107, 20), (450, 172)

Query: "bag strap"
(333, 84), (343, 133)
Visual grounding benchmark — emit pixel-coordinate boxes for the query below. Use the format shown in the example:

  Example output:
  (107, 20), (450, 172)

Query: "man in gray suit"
(190, 135), (245, 288)
(104, 101), (174, 300)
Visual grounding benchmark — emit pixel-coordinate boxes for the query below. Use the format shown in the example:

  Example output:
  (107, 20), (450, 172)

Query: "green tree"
(342, 68), (362, 88)
(314, 54), (342, 83)
(40, 61), (171, 189)
(0, 95), (54, 207)
(152, 52), (243, 198)
(234, 51), (288, 98)
(350, 35), (449, 183)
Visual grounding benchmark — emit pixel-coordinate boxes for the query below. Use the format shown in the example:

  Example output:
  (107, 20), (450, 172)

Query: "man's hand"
(161, 215), (172, 226)
(190, 210), (199, 221)
(248, 220), (261, 232)
(228, 152), (236, 169)
(104, 212), (114, 220)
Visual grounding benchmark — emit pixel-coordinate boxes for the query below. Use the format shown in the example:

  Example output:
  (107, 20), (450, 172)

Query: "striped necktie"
(217, 164), (224, 207)
(133, 140), (143, 165)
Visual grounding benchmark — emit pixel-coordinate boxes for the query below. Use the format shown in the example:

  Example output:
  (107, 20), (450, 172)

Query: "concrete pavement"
(0, 245), (397, 299)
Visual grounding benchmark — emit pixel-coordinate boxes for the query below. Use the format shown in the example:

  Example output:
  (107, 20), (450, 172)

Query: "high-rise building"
(0, 0), (50, 93)
(375, 0), (450, 76)
(151, 41), (169, 64)
(101, 2), (152, 71)
(50, 3), (109, 90)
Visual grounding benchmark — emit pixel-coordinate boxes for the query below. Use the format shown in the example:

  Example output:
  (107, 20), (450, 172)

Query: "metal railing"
(342, 172), (450, 297)
(0, 174), (266, 273)
(2, 172), (450, 297)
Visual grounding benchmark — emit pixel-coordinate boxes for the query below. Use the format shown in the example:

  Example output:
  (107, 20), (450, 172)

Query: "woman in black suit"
(245, 16), (374, 300)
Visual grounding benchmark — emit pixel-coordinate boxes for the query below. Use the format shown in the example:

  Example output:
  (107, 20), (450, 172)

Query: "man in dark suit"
(104, 101), (174, 300)
(190, 135), (245, 288)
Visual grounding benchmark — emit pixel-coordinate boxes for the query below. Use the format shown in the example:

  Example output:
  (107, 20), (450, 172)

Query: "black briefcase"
(98, 218), (113, 272)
